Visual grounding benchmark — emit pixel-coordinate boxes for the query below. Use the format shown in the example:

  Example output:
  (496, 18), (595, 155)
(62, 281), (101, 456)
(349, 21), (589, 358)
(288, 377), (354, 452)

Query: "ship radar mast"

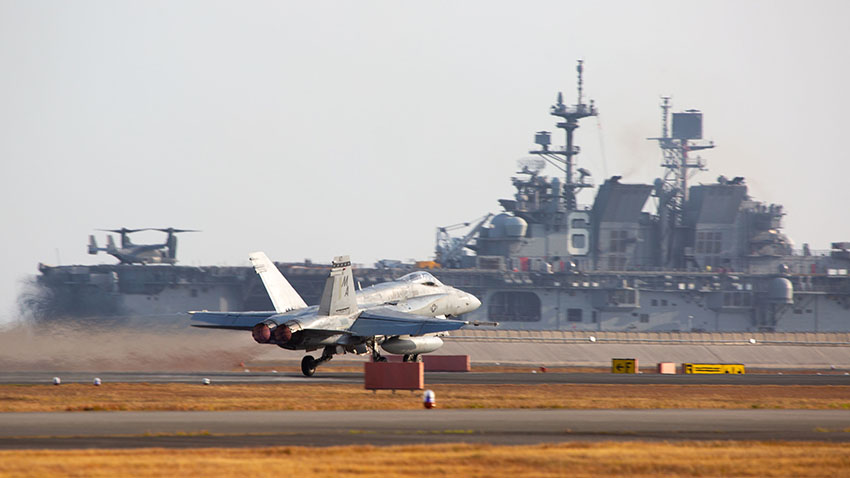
(649, 97), (715, 267)
(655, 97), (714, 205)
(529, 59), (598, 210)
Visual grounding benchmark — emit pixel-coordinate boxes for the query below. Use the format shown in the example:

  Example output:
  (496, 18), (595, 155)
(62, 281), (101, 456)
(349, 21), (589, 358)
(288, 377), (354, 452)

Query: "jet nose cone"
(468, 294), (481, 311)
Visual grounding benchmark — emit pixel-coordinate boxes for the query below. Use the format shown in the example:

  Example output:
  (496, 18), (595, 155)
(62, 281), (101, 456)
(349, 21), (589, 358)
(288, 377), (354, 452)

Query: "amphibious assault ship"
(23, 62), (850, 331)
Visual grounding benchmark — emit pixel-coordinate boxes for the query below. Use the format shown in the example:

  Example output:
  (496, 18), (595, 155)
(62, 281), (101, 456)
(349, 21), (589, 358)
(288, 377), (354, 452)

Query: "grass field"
(0, 442), (848, 477)
(1, 383), (848, 412)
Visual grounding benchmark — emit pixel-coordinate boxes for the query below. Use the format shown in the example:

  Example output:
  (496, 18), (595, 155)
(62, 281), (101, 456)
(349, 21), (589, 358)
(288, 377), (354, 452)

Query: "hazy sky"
(1, 1), (848, 321)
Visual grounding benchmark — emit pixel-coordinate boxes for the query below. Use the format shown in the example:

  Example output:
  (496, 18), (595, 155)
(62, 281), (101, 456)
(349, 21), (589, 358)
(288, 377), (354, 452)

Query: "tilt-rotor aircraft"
(88, 227), (198, 265)
(191, 252), (488, 376)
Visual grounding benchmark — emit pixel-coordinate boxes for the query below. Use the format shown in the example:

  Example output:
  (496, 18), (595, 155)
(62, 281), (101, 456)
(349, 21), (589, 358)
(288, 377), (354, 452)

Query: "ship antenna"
(661, 96), (670, 139)
(529, 59), (598, 210)
(577, 60), (584, 106)
(648, 96), (715, 268)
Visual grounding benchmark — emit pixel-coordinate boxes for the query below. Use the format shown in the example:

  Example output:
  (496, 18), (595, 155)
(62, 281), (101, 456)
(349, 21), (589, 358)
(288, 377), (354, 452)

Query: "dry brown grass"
(0, 383), (847, 412)
(0, 442), (848, 477)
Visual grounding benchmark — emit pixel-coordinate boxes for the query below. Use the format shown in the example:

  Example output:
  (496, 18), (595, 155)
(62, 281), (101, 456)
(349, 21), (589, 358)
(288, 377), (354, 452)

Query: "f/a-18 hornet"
(191, 252), (489, 376)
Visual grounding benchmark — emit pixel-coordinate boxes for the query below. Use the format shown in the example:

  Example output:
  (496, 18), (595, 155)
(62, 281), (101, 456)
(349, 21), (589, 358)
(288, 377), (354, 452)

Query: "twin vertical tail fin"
(106, 236), (118, 253)
(88, 235), (99, 255)
(248, 252), (357, 316)
(249, 251), (309, 313)
(318, 256), (359, 316)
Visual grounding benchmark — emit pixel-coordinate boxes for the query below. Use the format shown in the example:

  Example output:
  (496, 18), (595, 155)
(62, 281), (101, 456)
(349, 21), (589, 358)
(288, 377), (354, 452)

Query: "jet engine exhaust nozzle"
(272, 320), (304, 347)
(273, 325), (293, 343)
(251, 322), (275, 344)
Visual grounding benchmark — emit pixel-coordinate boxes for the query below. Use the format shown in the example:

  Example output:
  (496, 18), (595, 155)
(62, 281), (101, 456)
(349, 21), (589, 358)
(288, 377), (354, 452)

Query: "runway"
(2, 371), (848, 449)
(1, 409), (849, 449)
(1, 370), (848, 385)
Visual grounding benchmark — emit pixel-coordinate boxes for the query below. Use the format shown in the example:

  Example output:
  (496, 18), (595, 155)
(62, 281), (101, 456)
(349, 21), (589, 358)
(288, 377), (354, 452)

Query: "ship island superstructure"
(23, 62), (850, 332)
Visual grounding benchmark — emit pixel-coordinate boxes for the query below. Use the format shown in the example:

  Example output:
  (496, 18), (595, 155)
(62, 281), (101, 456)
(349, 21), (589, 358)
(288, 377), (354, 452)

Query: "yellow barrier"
(611, 358), (637, 374)
(682, 363), (745, 374)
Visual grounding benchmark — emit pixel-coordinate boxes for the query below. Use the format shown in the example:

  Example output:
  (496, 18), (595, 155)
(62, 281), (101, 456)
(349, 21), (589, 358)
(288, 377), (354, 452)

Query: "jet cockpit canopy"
(397, 271), (443, 287)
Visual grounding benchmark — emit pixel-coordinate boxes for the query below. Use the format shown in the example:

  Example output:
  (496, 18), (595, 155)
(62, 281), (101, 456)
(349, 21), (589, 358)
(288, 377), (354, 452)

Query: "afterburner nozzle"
(273, 324), (292, 343)
(251, 322), (273, 343)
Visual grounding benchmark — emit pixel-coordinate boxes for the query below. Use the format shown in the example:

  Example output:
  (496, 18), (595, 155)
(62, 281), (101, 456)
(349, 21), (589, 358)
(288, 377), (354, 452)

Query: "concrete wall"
(451, 329), (850, 344)
(441, 329), (850, 369)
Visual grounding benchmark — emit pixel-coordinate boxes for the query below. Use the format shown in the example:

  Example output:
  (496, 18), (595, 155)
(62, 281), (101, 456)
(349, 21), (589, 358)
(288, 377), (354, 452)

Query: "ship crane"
(435, 213), (494, 268)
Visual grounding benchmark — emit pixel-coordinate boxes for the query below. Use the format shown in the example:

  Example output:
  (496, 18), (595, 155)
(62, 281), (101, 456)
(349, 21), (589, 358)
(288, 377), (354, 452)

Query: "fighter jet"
(191, 252), (487, 376)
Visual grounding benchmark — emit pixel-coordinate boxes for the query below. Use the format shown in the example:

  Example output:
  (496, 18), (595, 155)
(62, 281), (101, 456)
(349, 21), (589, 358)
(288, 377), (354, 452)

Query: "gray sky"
(1, 1), (848, 322)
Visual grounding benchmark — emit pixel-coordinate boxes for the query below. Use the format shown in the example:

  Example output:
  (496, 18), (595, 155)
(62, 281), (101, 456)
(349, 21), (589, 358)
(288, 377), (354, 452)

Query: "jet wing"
(190, 311), (276, 330)
(348, 307), (469, 337)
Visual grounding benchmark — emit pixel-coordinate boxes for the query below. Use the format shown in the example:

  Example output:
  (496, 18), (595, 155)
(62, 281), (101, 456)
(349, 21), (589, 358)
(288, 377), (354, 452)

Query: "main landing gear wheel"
(301, 355), (317, 377)
(402, 354), (421, 363)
